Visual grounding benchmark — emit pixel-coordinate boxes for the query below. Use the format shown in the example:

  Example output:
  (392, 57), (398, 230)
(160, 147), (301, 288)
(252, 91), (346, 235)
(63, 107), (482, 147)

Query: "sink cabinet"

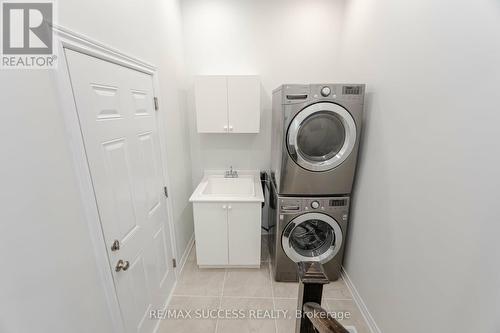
(193, 202), (229, 266)
(193, 202), (261, 267)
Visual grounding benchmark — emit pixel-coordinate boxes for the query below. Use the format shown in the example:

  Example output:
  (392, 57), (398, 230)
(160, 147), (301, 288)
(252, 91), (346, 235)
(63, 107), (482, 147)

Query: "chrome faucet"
(225, 166), (238, 178)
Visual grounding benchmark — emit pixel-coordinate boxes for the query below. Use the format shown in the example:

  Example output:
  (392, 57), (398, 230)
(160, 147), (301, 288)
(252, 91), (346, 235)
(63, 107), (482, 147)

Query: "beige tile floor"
(158, 236), (370, 333)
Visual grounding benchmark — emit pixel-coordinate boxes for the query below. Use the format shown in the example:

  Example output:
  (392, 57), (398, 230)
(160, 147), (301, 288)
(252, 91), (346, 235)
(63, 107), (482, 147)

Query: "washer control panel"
(279, 197), (350, 214)
(320, 86), (331, 97)
(309, 84), (337, 99)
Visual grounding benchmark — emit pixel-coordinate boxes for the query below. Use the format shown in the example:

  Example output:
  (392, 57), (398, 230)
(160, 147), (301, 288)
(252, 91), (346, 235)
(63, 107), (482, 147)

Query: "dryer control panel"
(279, 197), (350, 214)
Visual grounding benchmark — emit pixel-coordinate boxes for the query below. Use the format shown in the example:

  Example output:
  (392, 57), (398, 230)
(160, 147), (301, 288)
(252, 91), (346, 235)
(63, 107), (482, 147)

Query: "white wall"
(181, 0), (346, 184)
(0, 0), (193, 332)
(335, 0), (500, 332)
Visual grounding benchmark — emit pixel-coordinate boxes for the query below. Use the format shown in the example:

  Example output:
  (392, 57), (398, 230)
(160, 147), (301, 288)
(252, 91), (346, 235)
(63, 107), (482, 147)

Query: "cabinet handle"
(222, 205), (227, 209)
(229, 125), (233, 131)
(223, 125), (228, 131)
(228, 205), (232, 210)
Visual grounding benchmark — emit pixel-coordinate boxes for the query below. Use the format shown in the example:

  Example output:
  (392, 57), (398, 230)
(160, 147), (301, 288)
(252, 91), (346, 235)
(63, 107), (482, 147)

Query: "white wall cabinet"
(193, 202), (261, 267)
(195, 75), (260, 133)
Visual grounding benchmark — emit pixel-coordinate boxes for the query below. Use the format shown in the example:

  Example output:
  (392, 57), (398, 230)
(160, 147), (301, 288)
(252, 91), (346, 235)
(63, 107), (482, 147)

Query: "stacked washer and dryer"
(268, 84), (365, 282)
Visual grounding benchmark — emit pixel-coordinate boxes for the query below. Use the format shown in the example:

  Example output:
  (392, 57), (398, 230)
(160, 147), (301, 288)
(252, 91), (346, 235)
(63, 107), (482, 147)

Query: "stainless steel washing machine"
(268, 180), (350, 282)
(271, 84), (365, 196)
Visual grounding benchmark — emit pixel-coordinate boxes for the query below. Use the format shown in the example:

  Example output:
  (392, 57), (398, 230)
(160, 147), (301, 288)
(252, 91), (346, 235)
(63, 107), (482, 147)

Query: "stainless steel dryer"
(271, 84), (365, 195)
(268, 180), (350, 281)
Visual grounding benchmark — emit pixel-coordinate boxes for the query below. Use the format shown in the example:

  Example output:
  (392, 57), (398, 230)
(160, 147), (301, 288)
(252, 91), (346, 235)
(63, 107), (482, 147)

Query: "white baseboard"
(341, 267), (382, 333)
(177, 234), (195, 276)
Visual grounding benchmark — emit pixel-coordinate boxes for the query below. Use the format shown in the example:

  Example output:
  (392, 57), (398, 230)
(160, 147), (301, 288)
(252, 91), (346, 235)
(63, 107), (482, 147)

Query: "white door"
(65, 49), (175, 333)
(228, 202), (261, 265)
(193, 202), (228, 266)
(227, 76), (260, 133)
(194, 76), (228, 133)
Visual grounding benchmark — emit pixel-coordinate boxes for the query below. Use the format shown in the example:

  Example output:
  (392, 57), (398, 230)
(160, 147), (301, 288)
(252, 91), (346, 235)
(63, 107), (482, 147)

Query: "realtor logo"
(1, 1), (56, 68)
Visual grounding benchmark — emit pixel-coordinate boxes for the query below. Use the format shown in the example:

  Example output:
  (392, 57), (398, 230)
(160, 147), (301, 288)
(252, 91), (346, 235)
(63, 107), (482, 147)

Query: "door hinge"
(172, 258), (177, 268)
(153, 97), (159, 111)
(163, 186), (168, 198)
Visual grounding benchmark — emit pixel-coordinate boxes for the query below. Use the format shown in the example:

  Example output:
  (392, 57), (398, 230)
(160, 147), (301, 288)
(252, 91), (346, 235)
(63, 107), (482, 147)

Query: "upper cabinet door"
(195, 76), (228, 133)
(227, 76), (260, 133)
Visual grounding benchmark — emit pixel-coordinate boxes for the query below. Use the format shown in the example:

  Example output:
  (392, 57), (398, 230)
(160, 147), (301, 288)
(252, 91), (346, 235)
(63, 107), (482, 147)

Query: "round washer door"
(287, 102), (356, 172)
(282, 212), (343, 264)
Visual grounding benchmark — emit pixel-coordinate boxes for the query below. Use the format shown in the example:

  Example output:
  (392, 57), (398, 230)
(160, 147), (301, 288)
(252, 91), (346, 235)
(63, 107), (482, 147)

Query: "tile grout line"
(172, 294), (284, 300)
(171, 294), (225, 298)
(214, 268), (228, 333)
(268, 259), (279, 333)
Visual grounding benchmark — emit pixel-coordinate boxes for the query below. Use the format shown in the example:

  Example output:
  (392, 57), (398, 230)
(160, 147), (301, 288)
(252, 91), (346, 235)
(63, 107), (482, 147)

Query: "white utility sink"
(202, 176), (255, 196)
(190, 171), (264, 202)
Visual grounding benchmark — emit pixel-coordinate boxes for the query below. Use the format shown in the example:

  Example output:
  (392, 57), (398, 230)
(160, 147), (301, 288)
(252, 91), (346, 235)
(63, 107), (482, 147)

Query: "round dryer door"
(282, 212), (343, 264)
(287, 102), (357, 172)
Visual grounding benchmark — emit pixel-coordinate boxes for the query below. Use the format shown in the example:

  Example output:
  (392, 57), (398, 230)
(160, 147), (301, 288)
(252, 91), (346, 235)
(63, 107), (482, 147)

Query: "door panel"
(194, 76), (228, 133)
(91, 83), (122, 120)
(102, 138), (138, 240)
(153, 226), (169, 285)
(138, 132), (161, 214)
(193, 203), (228, 266)
(65, 49), (175, 333)
(131, 89), (151, 116)
(128, 255), (150, 324)
(228, 203), (260, 265)
(227, 76), (260, 133)
(114, 252), (152, 333)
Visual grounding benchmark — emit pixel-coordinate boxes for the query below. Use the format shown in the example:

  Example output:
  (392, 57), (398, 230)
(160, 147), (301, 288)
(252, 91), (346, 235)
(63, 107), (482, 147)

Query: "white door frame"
(50, 25), (179, 333)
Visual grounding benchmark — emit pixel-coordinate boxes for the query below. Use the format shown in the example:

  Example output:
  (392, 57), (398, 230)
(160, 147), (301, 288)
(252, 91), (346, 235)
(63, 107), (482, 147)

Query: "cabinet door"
(227, 76), (260, 133)
(195, 76), (228, 133)
(193, 203), (228, 265)
(227, 203), (261, 265)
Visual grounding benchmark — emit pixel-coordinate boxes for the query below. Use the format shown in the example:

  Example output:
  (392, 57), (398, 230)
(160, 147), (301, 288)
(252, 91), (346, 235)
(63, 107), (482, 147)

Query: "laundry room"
(1, 0), (500, 333)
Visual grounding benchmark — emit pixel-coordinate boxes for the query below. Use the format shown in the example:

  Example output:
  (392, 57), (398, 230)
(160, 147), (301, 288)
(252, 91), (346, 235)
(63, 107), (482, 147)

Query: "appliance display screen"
(329, 199), (347, 207)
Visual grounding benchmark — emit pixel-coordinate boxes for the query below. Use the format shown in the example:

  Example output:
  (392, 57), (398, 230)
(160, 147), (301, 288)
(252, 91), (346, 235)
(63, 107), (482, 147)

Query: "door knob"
(111, 240), (120, 251)
(115, 259), (130, 272)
